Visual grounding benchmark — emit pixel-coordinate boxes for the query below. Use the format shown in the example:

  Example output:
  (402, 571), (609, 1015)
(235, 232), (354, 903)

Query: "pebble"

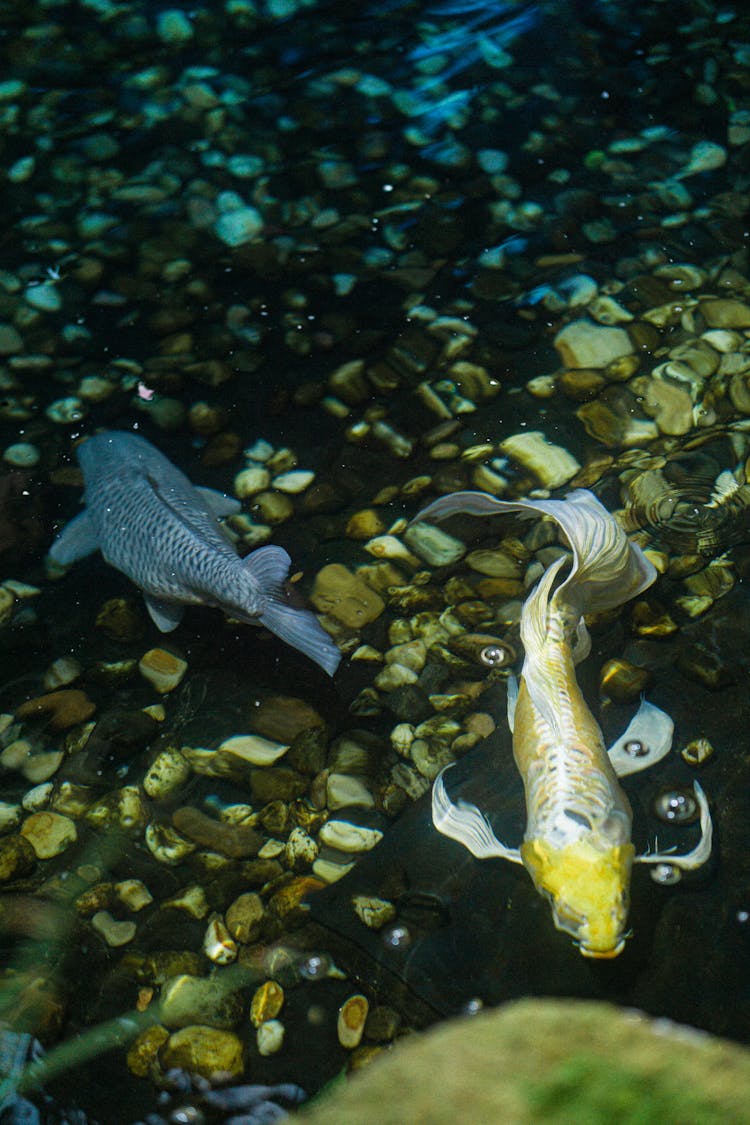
(20, 811), (77, 859)
(499, 431), (581, 489)
(326, 773), (375, 810)
(213, 206), (264, 247)
(25, 282), (62, 312)
(311, 564), (385, 628)
(234, 466), (271, 498)
(403, 523), (466, 567)
(217, 733), (290, 767)
(257, 1019), (285, 1056)
(143, 747), (192, 799)
(3, 442), (39, 467)
(115, 880), (153, 911)
(554, 318), (634, 368)
(337, 994), (369, 1049)
(700, 299), (750, 329)
(16, 689), (96, 731)
(159, 1027), (244, 1081)
(160, 974), (243, 1030)
(250, 981), (284, 1028)
(203, 916), (238, 964)
(156, 8), (194, 44)
(91, 911), (137, 947)
(318, 820), (383, 853)
(272, 470), (315, 493)
(43, 656), (82, 691)
(352, 895), (396, 930)
(171, 806), (262, 858)
(0, 835), (35, 881)
(225, 892), (265, 942)
(0, 801), (21, 832)
(0, 324), (22, 354)
(138, 648), (188, 694)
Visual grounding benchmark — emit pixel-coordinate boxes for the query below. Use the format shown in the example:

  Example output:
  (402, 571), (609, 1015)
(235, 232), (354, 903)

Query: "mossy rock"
(294, 999), (750, 1125)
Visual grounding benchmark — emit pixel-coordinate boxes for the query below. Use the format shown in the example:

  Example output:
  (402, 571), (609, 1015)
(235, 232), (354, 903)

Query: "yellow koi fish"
(413, 489), (712, 958)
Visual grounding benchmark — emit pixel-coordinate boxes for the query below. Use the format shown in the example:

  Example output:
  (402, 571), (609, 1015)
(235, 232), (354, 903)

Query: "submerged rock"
(296, 999), (750, 1124)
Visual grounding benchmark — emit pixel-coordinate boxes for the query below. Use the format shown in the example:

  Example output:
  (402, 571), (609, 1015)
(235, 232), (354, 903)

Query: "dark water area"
(0, 0), (749, 1120)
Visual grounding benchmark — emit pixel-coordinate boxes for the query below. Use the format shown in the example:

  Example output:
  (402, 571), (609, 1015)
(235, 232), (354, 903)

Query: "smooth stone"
(138, 649), (188, 694)
(171, 807), (262, 858)
(554, 318), (633, 368)
(143, 747), (192, 799)
(257, 1019), (284, 1056)
(91, 911), (137, 947)
(213, 207), (264, 247)
(326, 773), (375, 810)
(160, 974), (243, 1030)
(156, 8), (194, 43)
(0, 835), (35, 881)
(217, 733), (290, 767)
(159, 1027), (244, 1080)
(25, 283), (61, 312)
(0, 324), (23, 354)
(311, 564), (385, 628)
(272, 470), (314, 494)
(500, 431), (581, 489)
(318, 820), (383, 853)
(403, 523), (466, 567)
(225, 892), (264, 943)
(296, 999), (750, 1125)
(700, 298), (750, 329)
(234, 466), (271, 498)
(20, 811), (77, 859)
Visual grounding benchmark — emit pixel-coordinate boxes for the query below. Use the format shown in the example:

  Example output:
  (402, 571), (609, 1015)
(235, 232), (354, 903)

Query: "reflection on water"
(0, 0), (750, 1118)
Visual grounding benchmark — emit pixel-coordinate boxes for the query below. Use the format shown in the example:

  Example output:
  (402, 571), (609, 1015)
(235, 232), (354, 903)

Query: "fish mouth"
(578, 939), (626, 959)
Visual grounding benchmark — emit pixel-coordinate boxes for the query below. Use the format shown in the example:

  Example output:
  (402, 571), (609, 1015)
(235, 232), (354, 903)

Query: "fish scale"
(50, 431), (341, 676)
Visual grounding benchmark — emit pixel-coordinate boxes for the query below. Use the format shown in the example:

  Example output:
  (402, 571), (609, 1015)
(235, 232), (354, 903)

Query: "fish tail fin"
(245, 546), (341, 676)
(538, 489), (657, 617)
(413, 488), (655, 617)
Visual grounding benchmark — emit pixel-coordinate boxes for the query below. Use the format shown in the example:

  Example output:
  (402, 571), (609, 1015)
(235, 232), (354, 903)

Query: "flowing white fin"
(49, 510), (98, 566)
(246, 545), (341, 677)
(412, 488), (657, 617)
(607, 699), (674, 777)
(636, 782), (712, 870)
(432, 765), (522, 863)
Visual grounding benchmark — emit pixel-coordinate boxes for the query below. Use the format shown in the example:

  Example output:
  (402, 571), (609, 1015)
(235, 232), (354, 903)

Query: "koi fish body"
(416, 489), (712, 957)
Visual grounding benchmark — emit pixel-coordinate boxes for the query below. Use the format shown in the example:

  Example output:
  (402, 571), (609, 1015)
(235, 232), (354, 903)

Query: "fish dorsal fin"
(49, 510), (99, 566)
(195, 486), (242, 519)
(242, 544), (292, 590)
(146, 472), (232, 549)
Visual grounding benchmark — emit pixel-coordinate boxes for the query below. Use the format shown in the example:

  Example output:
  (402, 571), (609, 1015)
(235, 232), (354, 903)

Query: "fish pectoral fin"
(195, 486), (242, 519)
(48, 510), (98, 566)
(607, 699), (674, 777)
(144, 595), (184, 633)
(432, 766), (522, 864)
(637, 782), (713, 871)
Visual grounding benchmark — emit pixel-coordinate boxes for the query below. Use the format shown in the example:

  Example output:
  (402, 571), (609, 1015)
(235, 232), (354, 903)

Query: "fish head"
(521, 833), (635, 958)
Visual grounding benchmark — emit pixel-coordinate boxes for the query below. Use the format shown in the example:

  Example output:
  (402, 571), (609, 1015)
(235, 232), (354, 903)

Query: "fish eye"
(623, 738), (649, 758)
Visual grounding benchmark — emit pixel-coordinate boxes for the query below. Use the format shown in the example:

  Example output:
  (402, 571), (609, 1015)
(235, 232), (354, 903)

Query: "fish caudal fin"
(247, 545), (342, 676)
(413, 488), (656, 618)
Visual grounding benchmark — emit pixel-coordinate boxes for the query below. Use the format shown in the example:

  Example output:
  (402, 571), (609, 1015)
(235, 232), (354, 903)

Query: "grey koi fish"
(413, 488), (712, 957)
(49, 431), (341, 676)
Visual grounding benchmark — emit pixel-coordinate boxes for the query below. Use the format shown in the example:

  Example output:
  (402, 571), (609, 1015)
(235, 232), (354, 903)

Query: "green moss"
(525, 1053), (727, 1125)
